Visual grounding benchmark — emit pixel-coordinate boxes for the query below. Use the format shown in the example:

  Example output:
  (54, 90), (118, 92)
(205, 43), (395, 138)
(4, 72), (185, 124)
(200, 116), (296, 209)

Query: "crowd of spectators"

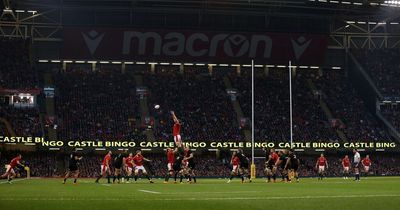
(144, 68), (243, 142)
(0, 38), (38, 89)
(355, 49), (400, 135)
(0, 105), (42, 136)
(313, 71), (392, 142)
(230, 69), (339, 143)
(54, 69), (145, 141)
(354, 49), (400, 96)
(0, 38), (42, 137)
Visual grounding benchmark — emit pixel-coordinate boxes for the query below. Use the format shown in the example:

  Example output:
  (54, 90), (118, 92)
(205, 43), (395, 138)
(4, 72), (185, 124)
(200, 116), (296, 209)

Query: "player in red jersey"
(362, 155), (372, 178)
(171, 111), (182, 147)
(315, 153), (328, 180)
(133, 150), (154, 183)
(95, 150), (112, 184)
(270, 148), (279, 182)
(227, 151), (240, 183)
(164, 147), (176, 183)
(342, 155), (351, 179)
(1, 154), (24, 184)
(124, 152), (134, 183)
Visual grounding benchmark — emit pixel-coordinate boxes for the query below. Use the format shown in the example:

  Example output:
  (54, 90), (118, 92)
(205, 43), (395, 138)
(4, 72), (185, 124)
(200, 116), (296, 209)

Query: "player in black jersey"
(173, 148), (184, 183)
(184, 146), (196, 183)
(285, 150), (300, 182)
(113, 150), (128, 184)
(63, 152), (82, 184)
(237, 149), (251, 183)
(276, 150), (290, 182)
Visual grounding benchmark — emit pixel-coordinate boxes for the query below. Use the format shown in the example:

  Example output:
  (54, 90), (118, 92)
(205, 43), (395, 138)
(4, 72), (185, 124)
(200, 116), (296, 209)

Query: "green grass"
(1, 177), (399, 210)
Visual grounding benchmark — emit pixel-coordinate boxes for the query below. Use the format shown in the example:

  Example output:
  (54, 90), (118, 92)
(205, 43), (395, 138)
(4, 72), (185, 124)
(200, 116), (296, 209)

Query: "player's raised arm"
(171, 111), (179, 123)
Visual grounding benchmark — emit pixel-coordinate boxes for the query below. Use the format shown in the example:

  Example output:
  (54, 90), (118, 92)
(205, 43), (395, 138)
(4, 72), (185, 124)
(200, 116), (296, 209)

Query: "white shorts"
(232, 165), (239, 173)
(6, 165), (14, 174)
(125, 166), (133, 173)
(174, 135), (182, 145)
(167, 163), (173, 171)
(101, 165), (109, 173)
(343, 167), (349, 171)
(135, 166), (147, 173)
(364, 166), (370, 171)
(318, 166), (325, 172)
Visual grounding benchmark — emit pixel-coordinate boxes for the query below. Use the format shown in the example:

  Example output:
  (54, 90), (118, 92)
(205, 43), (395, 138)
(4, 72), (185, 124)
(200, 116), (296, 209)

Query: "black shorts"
(188, 162), (195, 170)
(173, 164), (181, 171)
(114, 163), (122, 170)
(69, 165), (78, 171)
(353, 163), (360, 168)
(280, 163), (286, 170)
(241, 163), (249, 169)
(291, 164), (299, 171)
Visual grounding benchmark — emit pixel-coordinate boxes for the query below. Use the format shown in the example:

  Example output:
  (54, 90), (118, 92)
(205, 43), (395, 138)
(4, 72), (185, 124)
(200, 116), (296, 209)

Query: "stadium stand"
(313, 71), (392, 142)
(0, 38), (42, 136)
(144, 69), (244, 142)
(231, 69), (339, 142)
(354, 49), (400, 96)
(0, 38), (38, 89)
(54, 69), (145, 141)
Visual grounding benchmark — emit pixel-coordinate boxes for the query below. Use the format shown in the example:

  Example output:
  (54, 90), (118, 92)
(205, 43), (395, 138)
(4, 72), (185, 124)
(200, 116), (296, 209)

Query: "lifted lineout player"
(342, 155), (351, 179)
(171, 111), (182, 147)
(362, 155), (372, 178)
(95, 150), (112, 184)
(1, 154), (24, 184)
(316, 153), (328, 180)
(63, 151), (83, 184)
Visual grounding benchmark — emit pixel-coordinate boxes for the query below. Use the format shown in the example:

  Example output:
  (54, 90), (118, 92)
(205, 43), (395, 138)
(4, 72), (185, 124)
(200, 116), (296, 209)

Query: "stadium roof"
(6, 0), (400, 16)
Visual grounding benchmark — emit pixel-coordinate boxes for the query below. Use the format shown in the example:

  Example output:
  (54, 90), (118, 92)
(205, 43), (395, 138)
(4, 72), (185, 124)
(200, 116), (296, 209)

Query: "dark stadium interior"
(1, 0), (400, 179)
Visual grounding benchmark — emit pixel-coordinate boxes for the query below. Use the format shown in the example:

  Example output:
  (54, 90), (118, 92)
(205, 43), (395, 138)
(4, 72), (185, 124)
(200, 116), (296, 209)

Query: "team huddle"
(1, 112), (373, 184)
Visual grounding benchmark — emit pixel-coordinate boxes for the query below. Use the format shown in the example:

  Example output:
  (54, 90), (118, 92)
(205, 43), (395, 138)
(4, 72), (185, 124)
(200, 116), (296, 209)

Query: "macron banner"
(62, 27), (328, 65)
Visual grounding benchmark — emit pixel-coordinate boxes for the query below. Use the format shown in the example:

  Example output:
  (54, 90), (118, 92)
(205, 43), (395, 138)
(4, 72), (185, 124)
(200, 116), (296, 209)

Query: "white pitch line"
(138, 189), (161, 194)
(0, 194), (399, 201)
(0, 178), (26, 184)
(165, 191), (262, 195)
